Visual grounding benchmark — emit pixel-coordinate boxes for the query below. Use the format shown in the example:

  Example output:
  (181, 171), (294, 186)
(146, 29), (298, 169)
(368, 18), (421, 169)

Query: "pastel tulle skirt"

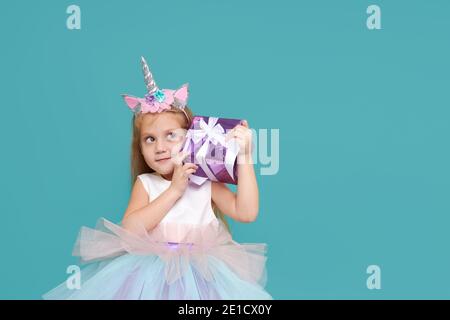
(42, 218), (273, 300)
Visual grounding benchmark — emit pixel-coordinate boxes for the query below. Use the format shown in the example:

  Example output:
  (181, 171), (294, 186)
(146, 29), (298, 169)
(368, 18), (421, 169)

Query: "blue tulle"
(43, 253), (272, 300)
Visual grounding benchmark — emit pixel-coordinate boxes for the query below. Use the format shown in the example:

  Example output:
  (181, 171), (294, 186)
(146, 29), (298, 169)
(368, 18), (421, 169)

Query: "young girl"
(43, 57), (272, 300)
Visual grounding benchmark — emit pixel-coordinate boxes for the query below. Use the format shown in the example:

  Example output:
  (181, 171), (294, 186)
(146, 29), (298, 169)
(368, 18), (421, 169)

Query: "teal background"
(1, 0), (449, 299)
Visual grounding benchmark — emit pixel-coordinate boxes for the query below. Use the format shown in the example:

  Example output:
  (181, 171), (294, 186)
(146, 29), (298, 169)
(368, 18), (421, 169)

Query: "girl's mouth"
(156, 157), (171, 163)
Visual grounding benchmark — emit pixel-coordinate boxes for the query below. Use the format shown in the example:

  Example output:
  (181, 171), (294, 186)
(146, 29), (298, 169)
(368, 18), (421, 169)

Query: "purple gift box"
(181, 115), (243, 185)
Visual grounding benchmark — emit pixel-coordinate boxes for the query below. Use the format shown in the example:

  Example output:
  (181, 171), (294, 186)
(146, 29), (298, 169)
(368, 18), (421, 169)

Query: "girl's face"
(139, 112), (187, 178)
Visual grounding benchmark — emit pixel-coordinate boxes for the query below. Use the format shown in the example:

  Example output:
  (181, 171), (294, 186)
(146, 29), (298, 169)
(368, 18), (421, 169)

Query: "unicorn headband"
(122, 56), (189, 120)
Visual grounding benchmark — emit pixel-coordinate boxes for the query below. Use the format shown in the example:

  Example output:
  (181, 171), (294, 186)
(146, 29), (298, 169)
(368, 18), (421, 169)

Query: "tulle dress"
(42, 173), (272, 300)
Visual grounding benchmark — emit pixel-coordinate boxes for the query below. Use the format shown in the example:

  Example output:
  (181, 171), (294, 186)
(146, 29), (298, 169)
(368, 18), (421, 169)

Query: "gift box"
(181, 115), (242, 185)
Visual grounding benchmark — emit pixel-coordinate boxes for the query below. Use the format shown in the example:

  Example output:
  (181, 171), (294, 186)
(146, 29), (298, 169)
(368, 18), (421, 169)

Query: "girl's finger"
(237, 122), (249, 130)
(175, 151), (190, 165)
(185, 168), (197, 176)
(235, 126), (248, 134)
(173, 152), (183, 164)
(225, 130), (234, 142)
(232, 129), (246, 139)
(183, 162), (198, 170)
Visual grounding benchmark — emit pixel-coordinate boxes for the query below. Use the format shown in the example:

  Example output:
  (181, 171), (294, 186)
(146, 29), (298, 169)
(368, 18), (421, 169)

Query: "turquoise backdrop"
(1, 0), (449, 299)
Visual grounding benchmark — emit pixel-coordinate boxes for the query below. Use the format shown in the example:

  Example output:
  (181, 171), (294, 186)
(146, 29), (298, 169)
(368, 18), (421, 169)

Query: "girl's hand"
(226, 120), (253, 158)
(169, 152), (198, 197)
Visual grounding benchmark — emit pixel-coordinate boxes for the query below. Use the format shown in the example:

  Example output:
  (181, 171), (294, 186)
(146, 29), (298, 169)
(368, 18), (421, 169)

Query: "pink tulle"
(72, 218), (268, 286)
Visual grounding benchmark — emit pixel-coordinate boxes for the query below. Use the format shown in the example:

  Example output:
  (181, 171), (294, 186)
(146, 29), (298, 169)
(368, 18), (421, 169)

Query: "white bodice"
(137, 173), (218, 227)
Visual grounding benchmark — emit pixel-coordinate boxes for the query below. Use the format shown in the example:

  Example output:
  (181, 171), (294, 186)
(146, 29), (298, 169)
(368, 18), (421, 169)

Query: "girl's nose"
(155, 139), (168, 153)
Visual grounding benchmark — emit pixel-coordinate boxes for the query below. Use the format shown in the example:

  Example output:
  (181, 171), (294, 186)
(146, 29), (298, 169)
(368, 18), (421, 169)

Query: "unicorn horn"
(141, 56), (158, 95)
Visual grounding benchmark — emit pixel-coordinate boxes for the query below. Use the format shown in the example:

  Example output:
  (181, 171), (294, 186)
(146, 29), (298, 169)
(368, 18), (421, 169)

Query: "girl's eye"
(144, 131), (184, 144)
(167, 132), (179, 142)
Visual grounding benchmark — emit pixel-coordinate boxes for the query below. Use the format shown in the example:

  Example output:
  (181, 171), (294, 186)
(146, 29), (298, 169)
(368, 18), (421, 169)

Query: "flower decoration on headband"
(121, 56), (189, 115)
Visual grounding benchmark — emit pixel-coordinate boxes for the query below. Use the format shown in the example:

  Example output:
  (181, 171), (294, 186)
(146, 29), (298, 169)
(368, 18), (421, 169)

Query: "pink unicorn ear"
(122, 95), (141, 110)
(174, 83), (189, 105)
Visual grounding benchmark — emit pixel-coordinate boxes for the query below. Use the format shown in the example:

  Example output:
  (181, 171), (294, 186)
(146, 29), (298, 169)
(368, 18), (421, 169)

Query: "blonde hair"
(130, 106), (231, 233)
